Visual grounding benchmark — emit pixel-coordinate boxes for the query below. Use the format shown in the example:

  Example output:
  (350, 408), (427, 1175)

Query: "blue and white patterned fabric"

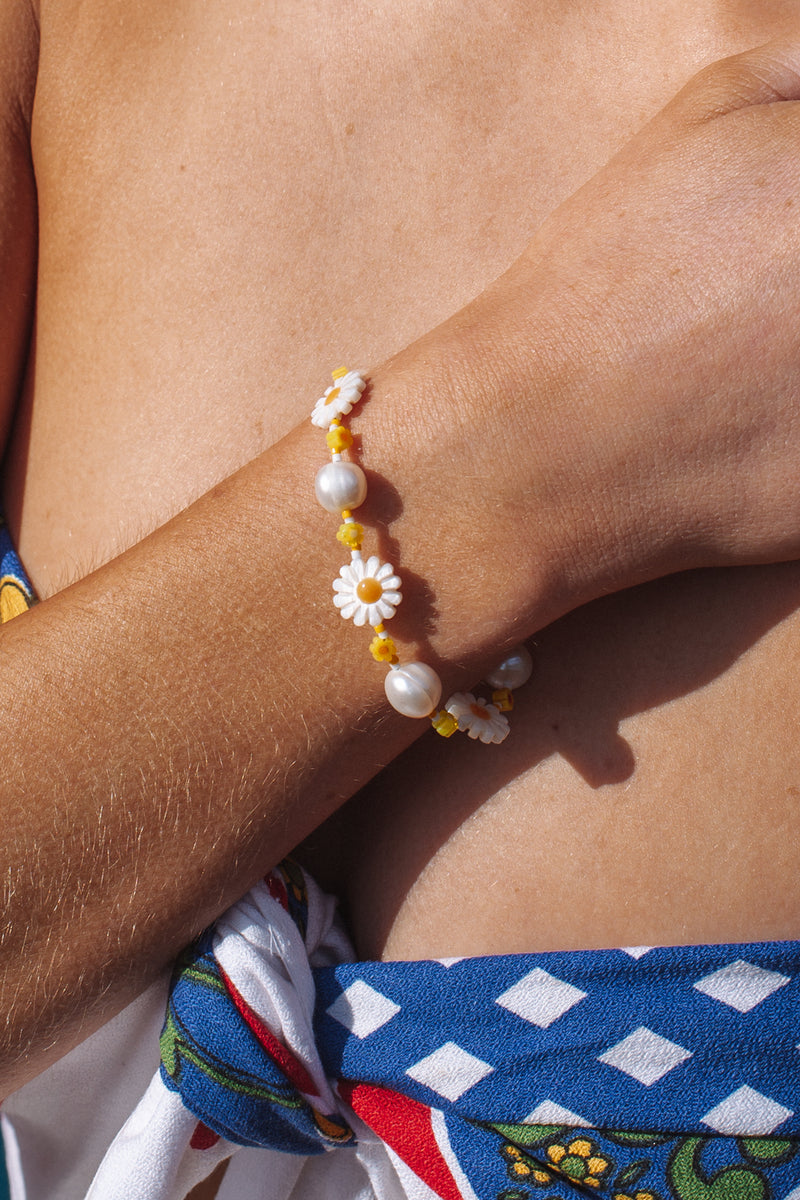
(83, 862), (800, 1200)
(315, 942), (800, 1136)
(0, 518), (34, 622)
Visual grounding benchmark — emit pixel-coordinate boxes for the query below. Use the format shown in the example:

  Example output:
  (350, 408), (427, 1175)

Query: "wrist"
(348, 299), (581, 667)
(426, 253), (710, 621)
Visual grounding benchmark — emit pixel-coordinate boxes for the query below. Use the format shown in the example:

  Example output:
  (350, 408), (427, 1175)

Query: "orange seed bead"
(369, 634), (397, 663)
(327, 425), (353, 453)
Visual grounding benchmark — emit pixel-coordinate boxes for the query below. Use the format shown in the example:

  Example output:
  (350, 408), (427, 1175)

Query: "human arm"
(5, 31), (800, 1095)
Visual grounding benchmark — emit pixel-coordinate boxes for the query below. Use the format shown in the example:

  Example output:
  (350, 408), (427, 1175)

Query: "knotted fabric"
(87, 862), (800, 1199)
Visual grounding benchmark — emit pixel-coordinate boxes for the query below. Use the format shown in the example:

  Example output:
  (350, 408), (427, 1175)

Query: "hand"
(405, 39), (800, 624)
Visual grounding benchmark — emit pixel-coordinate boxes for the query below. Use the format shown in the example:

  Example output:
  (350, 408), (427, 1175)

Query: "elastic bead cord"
(312, 369), (532, 741)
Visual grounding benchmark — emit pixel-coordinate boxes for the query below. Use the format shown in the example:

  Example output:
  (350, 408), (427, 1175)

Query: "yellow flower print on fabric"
(546, 1137), (612, 1189)
(500, 1143), (554, 1187)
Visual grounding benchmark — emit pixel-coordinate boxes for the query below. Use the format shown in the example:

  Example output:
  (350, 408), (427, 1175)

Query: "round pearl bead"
(485, 644), (534, 691)
(384, 662), (443, 719)
(314, 461), (367, 513)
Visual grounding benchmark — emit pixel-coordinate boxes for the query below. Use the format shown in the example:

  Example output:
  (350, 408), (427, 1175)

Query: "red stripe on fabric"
(190, 1122), (220, 1150)
(218, 966), (320, 1098)
(340, 1081), (464, 1200)
(266, 872), (289, 910)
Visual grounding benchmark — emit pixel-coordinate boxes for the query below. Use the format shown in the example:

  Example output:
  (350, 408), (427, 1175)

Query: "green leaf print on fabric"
(491, 1124), (567, 1148)
(737, 1137), (797, 1167)
(667, 1138), (768, 1200)
(160, 1006), (305, 1108)
(482, 1121), (800, 1200)
(615, 1160), (654, 1189)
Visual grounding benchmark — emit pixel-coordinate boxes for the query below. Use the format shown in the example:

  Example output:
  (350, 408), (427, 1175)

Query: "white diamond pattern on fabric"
(495, 968), (587, 1028)
(325, 980), (401, 1039)
(620, 947), (653, 959)
(693, 960), (791, 1013)
(701, 1086), (794, 1135)
(598, 1027), (692, 1086)
(524, 1100), (591, 1127)
(406, 1042), (494, 1102)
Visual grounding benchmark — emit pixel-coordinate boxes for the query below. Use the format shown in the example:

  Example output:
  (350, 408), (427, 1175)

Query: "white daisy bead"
(445, 692), (510, 744)
(311, 370), (366, 429)
(333, 555), (403, 626)
(315, 461), (368, 513)
(385, 662), (443, 719)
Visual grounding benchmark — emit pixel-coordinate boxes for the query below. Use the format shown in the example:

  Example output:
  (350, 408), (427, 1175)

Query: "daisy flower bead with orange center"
(445, 692), (510, 744)
(333, 555), (403, 626)
(311, 369), (366, 429)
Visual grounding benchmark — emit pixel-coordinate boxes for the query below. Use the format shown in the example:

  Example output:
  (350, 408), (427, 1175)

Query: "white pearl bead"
(384, 662), (443, 719)
(314, 461), (368, 513)
(485, 644), (533, 691)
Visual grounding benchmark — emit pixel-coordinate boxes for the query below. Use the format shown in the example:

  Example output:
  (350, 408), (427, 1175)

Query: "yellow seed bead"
(492, 687), (514, 712)
(327, 425), (354, 453)
(336, 521), (364, 550)
(431, 710), (459, 738)
(331, 367), (348, 380)
(370, 634), (397, 663)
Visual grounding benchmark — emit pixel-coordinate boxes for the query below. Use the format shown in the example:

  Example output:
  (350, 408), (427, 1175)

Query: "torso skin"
(8, 0), (800, 964)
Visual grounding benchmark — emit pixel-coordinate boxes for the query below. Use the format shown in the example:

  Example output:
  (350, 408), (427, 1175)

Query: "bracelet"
(312, 369), (532, 743)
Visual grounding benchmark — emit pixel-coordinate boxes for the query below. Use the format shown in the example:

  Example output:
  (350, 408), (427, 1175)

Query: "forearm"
(0, 323), (577, 1092)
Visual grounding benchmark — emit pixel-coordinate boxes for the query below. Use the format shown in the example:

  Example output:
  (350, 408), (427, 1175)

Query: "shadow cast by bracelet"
(308, 558), (800, 956)
(346, 445), (447, 677)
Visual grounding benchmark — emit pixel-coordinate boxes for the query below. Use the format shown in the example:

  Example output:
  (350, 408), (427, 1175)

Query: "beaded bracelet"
(312, 369), (532, 744)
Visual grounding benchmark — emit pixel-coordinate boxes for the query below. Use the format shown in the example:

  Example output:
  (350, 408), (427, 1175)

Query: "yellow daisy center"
(356, 577), (383, 604)
(324, 386), (341, 406)
(470, 702), (491, 720)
